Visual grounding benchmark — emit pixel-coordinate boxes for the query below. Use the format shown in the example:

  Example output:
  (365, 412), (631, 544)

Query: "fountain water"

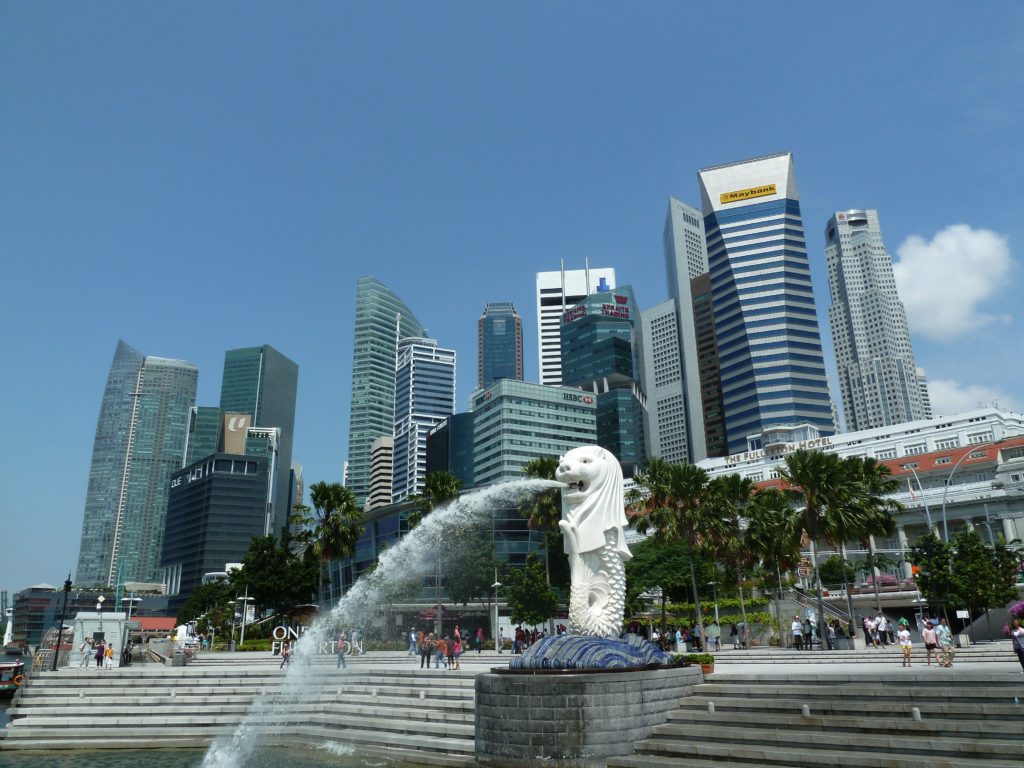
(201, 478), (561, 767)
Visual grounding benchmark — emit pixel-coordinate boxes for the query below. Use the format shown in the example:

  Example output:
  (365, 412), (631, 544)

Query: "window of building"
(934, 457), (951, 465)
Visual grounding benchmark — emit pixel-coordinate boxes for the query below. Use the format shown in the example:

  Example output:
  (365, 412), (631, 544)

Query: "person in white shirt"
(897, 619), (912, 667)
(791, 616), (803, 651)
(1009, 619), (1024, 673)
(921, 621), (938, 666)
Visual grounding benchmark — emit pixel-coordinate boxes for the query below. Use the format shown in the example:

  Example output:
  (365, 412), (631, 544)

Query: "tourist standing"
(95, 641), (105, 668)
(446, 635), (456, 669)
(791, 616), (803, 650)
(453, 636), (463, 669)
(475, 627), (484, 654)
(336, 632), (348, 669)
(898, 619), (912, 667)
(420, 633), (434, 670)
(936, 618), (955, 667)
(498, 628), (506, 654)
(78, 637), (93, 668)
(435, 636), (447, 669)
(408, 627), (417, 656)
(1009, 619), (1024, 673)
(875, 614), (889, 647)
(279, 642), (291, 669)
(104, 643), (114, 669)
(921, 621), (938, 666)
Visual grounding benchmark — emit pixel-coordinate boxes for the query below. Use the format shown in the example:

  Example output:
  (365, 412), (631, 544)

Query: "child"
(898, 619), (912, 667)
(104, 643), (115, 670)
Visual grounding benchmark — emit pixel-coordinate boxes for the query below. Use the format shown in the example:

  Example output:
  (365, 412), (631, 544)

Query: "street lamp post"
(907, 466), (933, 530)
(228, 600), (237, 651)
(940, 450), (974, 542)
(491, 570), (501, 650)
(706, 582), (720, 625)
(51, 574), (72, 671)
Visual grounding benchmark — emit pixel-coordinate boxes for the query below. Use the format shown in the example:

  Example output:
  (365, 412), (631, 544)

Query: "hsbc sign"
(563, 393), (595, 405)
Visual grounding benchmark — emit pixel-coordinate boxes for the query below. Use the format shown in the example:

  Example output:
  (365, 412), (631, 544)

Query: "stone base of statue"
(475, 658), (703, 765)
(508, 633), (672, 670)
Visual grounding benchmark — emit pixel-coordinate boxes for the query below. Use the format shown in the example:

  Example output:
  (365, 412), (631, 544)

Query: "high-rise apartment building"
(471, 379), (597, 486)
(478, 302), (523, 388)
(698, 153), (835, 454)
(825, 209), (929, 431)
(392, 337), (456, 502)
(76, 340), (198, 587)
(536, 264), (616, 385)
(561, 285), (647, 476)
(347, 277), (426, 506)
(219, 345), (298, 536)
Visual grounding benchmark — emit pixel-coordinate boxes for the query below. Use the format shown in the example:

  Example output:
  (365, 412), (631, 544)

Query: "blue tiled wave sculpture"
(508, 633), (673, 670)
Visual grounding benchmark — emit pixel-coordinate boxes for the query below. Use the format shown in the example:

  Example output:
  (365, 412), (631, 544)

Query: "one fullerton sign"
(720, 183), (776, 205)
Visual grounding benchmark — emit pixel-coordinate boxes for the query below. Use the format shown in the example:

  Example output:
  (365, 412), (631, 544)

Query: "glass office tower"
(347, 277), (425, 506)
(478, 302), (523, 388)
(77, 340), (197, 586)
(219, 345), (298, 536)
(560, 285), (647, 475)
(698, 153), (835, 454)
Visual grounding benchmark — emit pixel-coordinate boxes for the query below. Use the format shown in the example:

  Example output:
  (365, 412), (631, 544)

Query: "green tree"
(233, 532), (318, 616)
(817, 554), (858, 587)
(910, 532), (957, 617)
(521, 456), (563, 592)
(629, 459), (720, 645)
(176, 579), (234, 627)
(744, 487), (801, 644)
(708, 473), (755, 630)
(625, 537), (714, 631)
(292, 481), (364, 611)
(503, 555), (558, 628)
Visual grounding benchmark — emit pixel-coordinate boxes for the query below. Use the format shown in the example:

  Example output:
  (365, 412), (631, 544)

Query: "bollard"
(372, 688), (378, 698)
(911, 707), (921, 721)
(79, 690), (85, 699)
(419, 690), (426, 700)
(706, 701), (715, 714)
(171, 690), (176, 698)
(801, 704), (810, 717)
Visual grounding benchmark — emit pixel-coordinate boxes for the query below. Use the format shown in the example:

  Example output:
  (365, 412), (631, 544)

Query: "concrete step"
(646, 722), (1023, 758)
(693, 681), (1024, 702)
(663, 708), (1024, 740)
(675, 695), (1024, 721)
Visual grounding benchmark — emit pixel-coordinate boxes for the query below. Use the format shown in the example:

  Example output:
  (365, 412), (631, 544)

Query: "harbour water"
(0, 748), (421, 767)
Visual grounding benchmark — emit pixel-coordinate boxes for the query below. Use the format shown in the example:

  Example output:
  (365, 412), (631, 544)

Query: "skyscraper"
(478, 302), (523, 388)
(366, 437), (394, 512)
(219, 345), (298, 536)
(561, 285), (647, 475)
(698, 153), (835, 454)
(649, 197), (712, 464)
(825, 209), (929, 431)
(347, 277), (425, 506)
(535, 264), (616, 385)
(392, 337), (456, 502)
(691, 273), (728, 458)
(641, 300), (690, 465)
(76, 340), (197, 587)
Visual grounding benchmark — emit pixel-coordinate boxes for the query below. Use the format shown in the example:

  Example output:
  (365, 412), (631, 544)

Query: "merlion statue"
(556, 445), (631, 638)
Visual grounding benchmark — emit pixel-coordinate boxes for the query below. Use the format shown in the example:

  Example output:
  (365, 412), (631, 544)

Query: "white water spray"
(201, 478), (562, 767)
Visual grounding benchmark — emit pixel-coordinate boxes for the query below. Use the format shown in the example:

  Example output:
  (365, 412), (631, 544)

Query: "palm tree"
(409, 471), (463, 633)
(292, 481), (364, 612)
(744, 488), (802, 646)
(521, 457), (561, 589)
(630, 459), (720, 648)
(708, 473), (755, 634)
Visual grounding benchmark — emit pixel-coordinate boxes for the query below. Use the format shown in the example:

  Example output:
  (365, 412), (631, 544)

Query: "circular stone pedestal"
(475, 665), (702, 765)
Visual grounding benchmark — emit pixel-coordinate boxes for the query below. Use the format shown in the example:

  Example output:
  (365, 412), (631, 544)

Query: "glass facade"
(560, 285), (647, 475)
(392, 337), (456, 502)
(76, 341), (198, 587)
(478, 302), (523, 388)
(162, 453), (271, 612)
(425, 413), (475, 489)
(183, 406), (223, 466)
(698, 153), (835, 454)
(470, 379), (597, 486)
(347, 277), (425, 506)
(219, 345), (298, 537)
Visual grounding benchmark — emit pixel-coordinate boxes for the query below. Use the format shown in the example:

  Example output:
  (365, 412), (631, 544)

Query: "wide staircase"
(607, 670), (1024, 768)
(1, 661), (476, 766)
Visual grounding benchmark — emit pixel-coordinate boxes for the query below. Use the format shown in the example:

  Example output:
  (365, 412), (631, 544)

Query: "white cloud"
(927, 378), (1021, 417)
(892, 224), (1013, 341)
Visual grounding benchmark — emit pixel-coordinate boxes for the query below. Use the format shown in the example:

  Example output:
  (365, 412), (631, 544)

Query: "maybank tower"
(698, 153), (835, 454)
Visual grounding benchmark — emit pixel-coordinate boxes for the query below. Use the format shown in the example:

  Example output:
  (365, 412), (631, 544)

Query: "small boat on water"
(1, 660), (26, 697)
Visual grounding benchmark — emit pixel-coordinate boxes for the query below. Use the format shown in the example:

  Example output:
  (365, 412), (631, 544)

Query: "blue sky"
(2, 3), (1022, 595)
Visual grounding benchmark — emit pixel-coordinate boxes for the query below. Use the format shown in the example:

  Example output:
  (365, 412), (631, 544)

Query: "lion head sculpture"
(555, 445), (631, 560)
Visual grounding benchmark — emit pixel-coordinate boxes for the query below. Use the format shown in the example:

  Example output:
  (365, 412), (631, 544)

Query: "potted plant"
(686, 653), (715, 674)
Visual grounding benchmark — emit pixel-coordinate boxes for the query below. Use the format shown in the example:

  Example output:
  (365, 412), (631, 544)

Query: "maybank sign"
(720, 184), (776, 205)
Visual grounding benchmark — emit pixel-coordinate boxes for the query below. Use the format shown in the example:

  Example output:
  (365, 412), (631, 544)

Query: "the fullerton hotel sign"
(725, 436), (833, 466)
